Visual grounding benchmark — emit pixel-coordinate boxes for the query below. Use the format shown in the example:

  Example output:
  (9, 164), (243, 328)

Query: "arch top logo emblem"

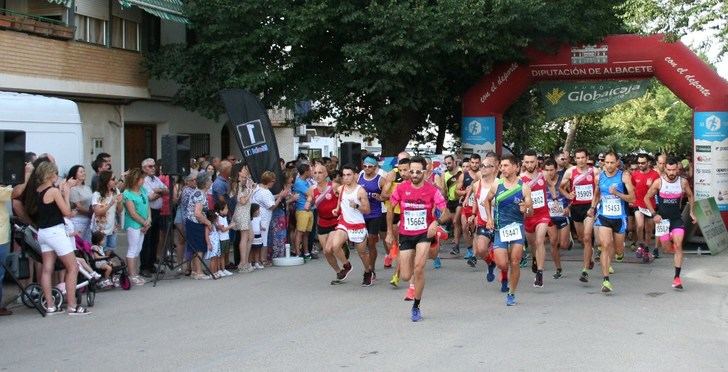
(706, 115), (721, 132)
(468, 120), (481, 136)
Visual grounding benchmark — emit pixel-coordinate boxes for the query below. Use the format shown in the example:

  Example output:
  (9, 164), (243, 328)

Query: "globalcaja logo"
(545, 88), (566, 105)
(567, 84), (642, 103)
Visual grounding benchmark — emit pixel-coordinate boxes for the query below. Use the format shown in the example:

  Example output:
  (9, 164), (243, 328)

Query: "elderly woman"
(185, 172), (214, 279)
(174, 171), (197, 269)
(251, 171), (290, 263)
(67, 165), (94, 241)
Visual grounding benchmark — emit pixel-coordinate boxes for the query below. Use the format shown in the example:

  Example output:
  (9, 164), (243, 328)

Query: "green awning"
(47, 0), (71, 6)
(119, 0), (188, 24)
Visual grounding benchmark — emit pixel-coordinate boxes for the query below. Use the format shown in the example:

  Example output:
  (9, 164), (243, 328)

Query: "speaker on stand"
(0, 131), (26, 186)
(161, 134), (191, 176)
(339, 142), (362, 171)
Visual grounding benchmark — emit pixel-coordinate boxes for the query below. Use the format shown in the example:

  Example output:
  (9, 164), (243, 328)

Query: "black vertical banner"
(219, 89), (284, 194)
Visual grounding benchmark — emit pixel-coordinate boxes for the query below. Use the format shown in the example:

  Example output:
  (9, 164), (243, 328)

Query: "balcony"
(0, 9), (74, 40)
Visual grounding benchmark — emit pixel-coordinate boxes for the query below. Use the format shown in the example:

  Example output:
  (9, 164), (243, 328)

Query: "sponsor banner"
(461, 116), (496, 157)
(694, 198), (728, 255)
(694, 112), (728, 211)
(540, 79), (652, 120)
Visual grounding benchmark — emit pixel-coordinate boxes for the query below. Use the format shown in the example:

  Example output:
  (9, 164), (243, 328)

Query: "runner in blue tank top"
(357, 155), (390, 278)
(590, 152), (635, 294)
(483, 155), (533, 307)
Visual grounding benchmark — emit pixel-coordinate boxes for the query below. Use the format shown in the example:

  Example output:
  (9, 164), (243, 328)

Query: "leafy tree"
(147, 0), (625, 155)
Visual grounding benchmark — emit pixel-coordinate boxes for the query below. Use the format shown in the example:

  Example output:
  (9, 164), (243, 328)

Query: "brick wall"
(0, 29), (147, 87)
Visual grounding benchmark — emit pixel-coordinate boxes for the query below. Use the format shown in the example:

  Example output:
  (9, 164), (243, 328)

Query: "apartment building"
(0, 0), (299, 172)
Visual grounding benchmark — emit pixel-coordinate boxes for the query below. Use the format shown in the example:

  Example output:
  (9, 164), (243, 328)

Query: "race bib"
(348, 227), (367, 242)
(655, 220), (670, 237)
(464, 193), (475, 206)
(499, 222), (523, 242)
(403, 209), (427, 231)
(532, 189), (545, 209)
(575, 184), (594, 202)
(638, 207), (652, 217)
(602, 197), (623, 217)
(548, 200), (564, 217)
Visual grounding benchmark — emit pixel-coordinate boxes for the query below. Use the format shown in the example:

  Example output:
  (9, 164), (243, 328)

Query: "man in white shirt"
(140, 158), (169, 277)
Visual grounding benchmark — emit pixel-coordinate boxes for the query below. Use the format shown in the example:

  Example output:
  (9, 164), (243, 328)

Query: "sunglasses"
(362, 164), (376, 168)
(481, 165), (494, 169)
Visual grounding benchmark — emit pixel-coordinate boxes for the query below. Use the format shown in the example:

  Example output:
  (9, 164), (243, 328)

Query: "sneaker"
(383, 254), (393, 268)
(255, 262), (265, 270)
(601, 280), (613, 293)
(486, 263), (496, 282)
(449, 245), (460, 255)
(404, 285), (415, 301)
(131, 276), (146, 286)
(500, 279), (509, 293)
(608, 266), (614, 274)
(222, 269), (233, 276)
(67, 305), (92, 316)
(340, 262), (352, 281)
(390, 272), (400, 287)
(635, 244), (645, 259)
(506, 293), (516, 306)
(304, 254), (312, 261)
(615, 253), (624, 263)
(594, 247), (601, 262)
(216, 270), (225, 278)
(411, 307), (422, 322)
(652, 248), (660, 259)
(531, 256), (537, 273)
(45, 306), (62, 315)
(588, 260), (595, 270)
(519, 254), (528, 268)
(362, 271), (373, 287)
(238, 264), (254, 273)
(466, 256), (476, 268)
(433, 256), (442, 269)
(371, 271), (377, 283)
(553, 269), (563, 280)
(672, 277), (683, 290)
(579, 270), (589, 283)
(533, 272), (543, 288)
(464, 247), (474, 259)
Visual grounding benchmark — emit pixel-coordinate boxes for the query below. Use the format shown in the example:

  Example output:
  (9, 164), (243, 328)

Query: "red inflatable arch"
(462, 34), (728, 227)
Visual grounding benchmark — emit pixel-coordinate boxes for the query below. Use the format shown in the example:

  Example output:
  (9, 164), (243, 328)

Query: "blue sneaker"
(506, 293), (516, 306)
(464, 247), (474, 259)
(500, 279), (509, 293)
(486, 263), (496, 282)
(433, 256), (442, 270)
(411, 307), (422, 322)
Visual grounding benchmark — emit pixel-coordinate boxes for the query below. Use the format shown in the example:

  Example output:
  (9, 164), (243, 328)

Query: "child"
(204, 209), (222, 278)
(215, 202), (236, 277)
(249, 203), (264, 270)
(90, 231), (114, 288)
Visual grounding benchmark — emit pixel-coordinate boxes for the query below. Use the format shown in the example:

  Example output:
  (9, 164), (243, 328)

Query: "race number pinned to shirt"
(638, 207), (652, 217)
(548, 200), (564, 217)
(403, 209), (427, 231)
(499, 222), (523, 242)
(602, 197), (623, 217)
(532, 189), (546, 209)
(464, 193), (475, 207)
(575, 184), (594, 202)
(655, 220), (670, 237)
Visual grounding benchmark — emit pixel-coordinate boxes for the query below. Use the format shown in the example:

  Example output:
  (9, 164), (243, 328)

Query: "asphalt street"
(2, 240), (727, 371)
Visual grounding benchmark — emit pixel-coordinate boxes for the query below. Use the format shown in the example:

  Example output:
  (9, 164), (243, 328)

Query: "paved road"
(2, 241), (728, 371)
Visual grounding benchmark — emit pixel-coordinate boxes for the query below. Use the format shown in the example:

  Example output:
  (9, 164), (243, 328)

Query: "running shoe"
(588, 260), (595, 270)
(608, 266), (614, 274)
(390, 273), (400, 287)
(506, 293), (516, 306)
(519, 254), (528, 268)
(652, 248), (660, 259)
(500, 279), (509, 293)
(411, 307), (422, 322)
(672, 277), (683, 290)
(464, 247), (474, 260)
(553, 269), (563, 280)
(466, 256), (476, 268)
(579, 270), (589, 283)
(449, 245), (460, 256)
(433, 256), (442, 269)
(601, 280), (613, 293)
(340, 262), (352, 281)
(371, 271), (377, 283)
(615, 253), (624, 263)
(531, 256), (537, 273)
(486, 263), (496, 282)
(635, 244), (645, 259)
(533, 272), (543, 288)
(629, 241), (637, 251)
(383, 254), (393, 268)
(362, 271), (373, 287)
(304, 253), (312, 261)
(404, 285), (415, 301)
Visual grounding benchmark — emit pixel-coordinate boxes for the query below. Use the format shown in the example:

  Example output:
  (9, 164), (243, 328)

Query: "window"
(74, 14), (106, 45)
(183, 133), (211, 159)
(111, 16), (139, 51)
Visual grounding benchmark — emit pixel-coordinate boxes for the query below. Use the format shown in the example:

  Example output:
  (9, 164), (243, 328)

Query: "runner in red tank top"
(630, 153), (660, 254)
(559, 148), (598, 283)
(520, 149), (555, 288)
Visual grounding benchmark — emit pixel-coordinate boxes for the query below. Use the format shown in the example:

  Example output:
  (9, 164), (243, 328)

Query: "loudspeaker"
(0, 131), (26, 186)
(340, 142), (361, 171)
(161, 134), (191, 176)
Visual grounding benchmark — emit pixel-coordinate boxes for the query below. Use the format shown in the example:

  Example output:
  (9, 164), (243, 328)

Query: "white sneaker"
(222, 269), (233, 276)
(255, 262), (264, 270)
(131, 276), (145, 286)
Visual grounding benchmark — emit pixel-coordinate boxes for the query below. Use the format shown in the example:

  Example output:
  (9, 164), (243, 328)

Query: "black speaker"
(161, 134), (191, 176)
(340, 142), (361, 171)
(0, 131), (26, 186)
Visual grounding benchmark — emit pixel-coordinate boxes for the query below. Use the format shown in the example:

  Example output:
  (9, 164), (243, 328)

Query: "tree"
(620, 0), (728, 58)
(147, 1), (625, 155)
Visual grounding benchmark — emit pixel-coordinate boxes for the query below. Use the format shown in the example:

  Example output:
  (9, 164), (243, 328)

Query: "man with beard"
(631, 153), (660, 260)
(543, 158), (571, 279)
(386, 156), (449, 321)
(643, 157), (696, 290)
(520, 149), (555, 288)
(465, 152), (500, 287)
(357, 156), (390, 280)
(455, 154), (481, 260)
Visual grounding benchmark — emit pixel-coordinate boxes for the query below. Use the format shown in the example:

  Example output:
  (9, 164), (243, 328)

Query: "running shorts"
(570, 204), (591, 223)
(595, 215), (627, 234)
(524, 216), (552, 234)
(399, 233), (433, 251)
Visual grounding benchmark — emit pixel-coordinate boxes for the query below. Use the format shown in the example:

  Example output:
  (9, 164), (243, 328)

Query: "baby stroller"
(11, 221), (106, 312)
(74, 236), (131, 291)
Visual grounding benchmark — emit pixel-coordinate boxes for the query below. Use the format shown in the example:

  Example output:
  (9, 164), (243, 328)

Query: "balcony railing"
(0, 8), (74, 40)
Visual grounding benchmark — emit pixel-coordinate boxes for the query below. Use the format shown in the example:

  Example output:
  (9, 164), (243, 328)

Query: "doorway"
(124, 123), (156, 170)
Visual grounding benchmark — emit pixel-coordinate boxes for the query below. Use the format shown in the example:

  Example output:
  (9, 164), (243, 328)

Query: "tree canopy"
(147, 0), (625, 155)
